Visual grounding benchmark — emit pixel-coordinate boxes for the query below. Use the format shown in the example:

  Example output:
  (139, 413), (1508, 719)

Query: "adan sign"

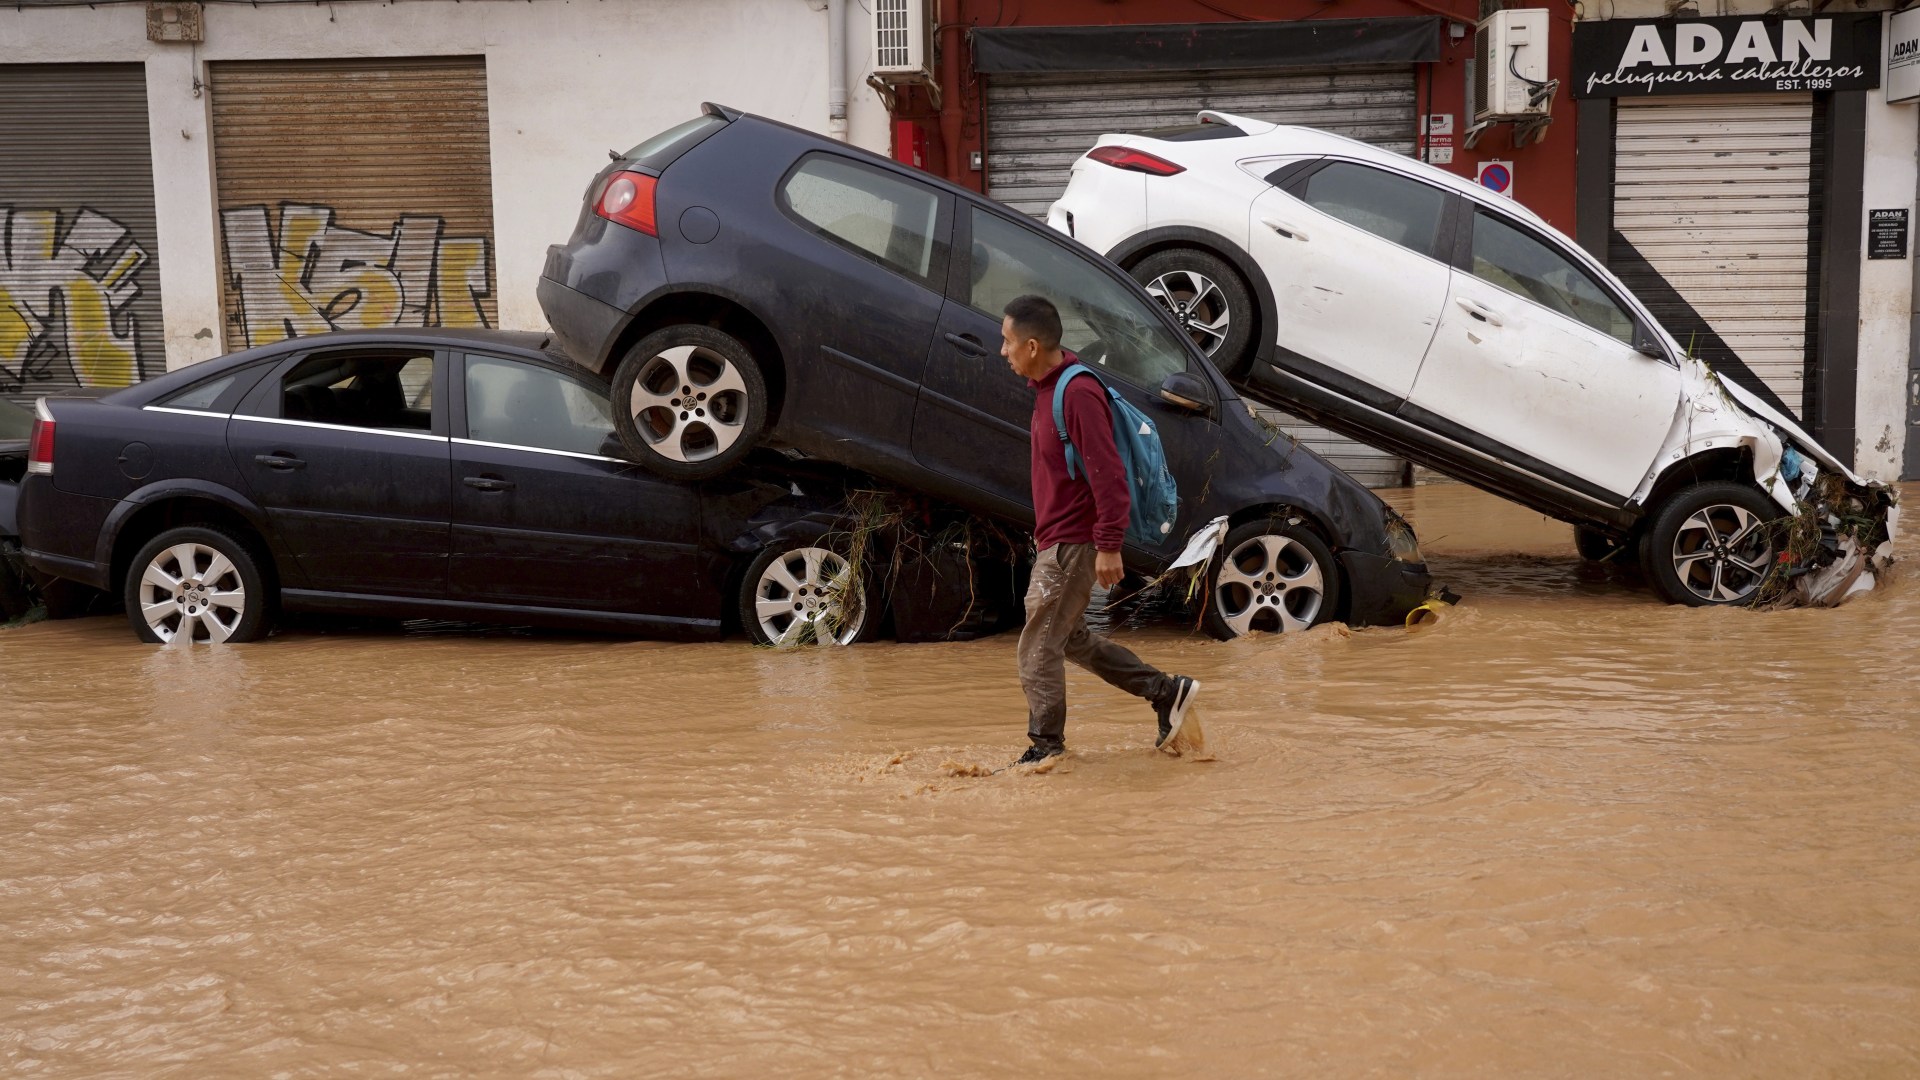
(1572, 13), (1882, 98)
(1891, 7), (1920, 105)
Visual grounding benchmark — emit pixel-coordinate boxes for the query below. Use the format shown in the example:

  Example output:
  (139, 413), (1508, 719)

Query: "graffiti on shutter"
(221, 202), (493, 349)
(0, 205), (152, 394)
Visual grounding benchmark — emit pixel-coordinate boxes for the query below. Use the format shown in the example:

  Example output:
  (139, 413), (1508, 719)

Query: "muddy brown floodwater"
(4, 484), (1919, 1078)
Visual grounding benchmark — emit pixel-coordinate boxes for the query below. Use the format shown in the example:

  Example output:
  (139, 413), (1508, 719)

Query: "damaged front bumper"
(1763, 448), (1899, 608)
(1708, 377), (1901, 607)
(1341, 551), (1435, 627)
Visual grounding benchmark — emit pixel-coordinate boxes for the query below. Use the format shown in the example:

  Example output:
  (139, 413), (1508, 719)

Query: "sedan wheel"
(1645, 481), (1780, 607)
(1129, 248), (1255, 374)
(1202, 520), (1340, 639)
(612, 325), (767, 480)
(740, 542), (873, 647)
(123, 526), (272, 644)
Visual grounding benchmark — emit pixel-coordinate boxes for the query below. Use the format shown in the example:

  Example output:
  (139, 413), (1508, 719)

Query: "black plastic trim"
(281, 588), (724, 639)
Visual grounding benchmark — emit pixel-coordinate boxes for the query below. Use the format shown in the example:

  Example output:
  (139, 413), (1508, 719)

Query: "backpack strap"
(1051, 363), (1095, 480)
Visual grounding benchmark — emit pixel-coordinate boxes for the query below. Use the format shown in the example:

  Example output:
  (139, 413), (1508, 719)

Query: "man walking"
(1002, 294), (1200, 766)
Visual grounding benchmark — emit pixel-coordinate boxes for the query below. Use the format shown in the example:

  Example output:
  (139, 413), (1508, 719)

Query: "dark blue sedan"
(12, 329), (968, 645)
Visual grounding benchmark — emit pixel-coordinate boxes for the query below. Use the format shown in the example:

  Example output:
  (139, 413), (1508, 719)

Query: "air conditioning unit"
(1473, 8), (1551, 121)
(872, 0), (931, 77)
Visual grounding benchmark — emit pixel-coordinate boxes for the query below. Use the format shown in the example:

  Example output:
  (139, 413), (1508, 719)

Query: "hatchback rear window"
(623, 114), (727, 171)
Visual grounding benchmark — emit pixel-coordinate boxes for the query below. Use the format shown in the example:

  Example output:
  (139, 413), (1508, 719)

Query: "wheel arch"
(104, 486), (280, 600)
(1106, 226), (1277, 380)
(609, 289), (789, 429)
(1640, 445), (1764, 526)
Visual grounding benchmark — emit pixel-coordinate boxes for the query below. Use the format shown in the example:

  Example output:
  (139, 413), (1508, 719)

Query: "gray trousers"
(1019, 543), (1173, 753)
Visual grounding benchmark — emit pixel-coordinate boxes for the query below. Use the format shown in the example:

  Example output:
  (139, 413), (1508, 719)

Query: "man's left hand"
(1095, 549), (1125, 589)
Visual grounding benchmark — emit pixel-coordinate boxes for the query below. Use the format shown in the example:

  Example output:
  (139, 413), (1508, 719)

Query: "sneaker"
(1154, 676), (1201, 749)
(1013, 745), (1063, 767)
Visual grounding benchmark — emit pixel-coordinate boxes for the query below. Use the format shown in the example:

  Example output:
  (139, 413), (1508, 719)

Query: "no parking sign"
(1477, 160), (1514, 199)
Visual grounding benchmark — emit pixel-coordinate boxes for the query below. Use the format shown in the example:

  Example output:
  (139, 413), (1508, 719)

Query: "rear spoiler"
(702, 101), (744, 122)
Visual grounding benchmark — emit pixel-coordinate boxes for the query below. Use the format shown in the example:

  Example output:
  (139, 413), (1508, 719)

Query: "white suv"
(1048, 110), (1895, 607)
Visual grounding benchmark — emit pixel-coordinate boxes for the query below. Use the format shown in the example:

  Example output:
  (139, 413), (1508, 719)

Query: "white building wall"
(1854, 14), (1917, 482)
(0, 0), (892, 370)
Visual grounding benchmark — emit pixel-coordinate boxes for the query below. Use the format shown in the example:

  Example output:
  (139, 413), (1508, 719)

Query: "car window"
(280, 351), (433, 430)
(159, 373), (238, 412)
(623, 113), (726, 170)
(465, 355), (617, 457)
(0, 399), (33, 439)
(1301, 162), (1448, 260)
(966, 208), (1190, 389)
(781, 154), (944, 285)
(1469, 212), (1635, 343)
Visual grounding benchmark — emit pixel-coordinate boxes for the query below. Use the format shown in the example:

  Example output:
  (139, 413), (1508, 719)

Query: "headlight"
(1383, 508), (1424, 565)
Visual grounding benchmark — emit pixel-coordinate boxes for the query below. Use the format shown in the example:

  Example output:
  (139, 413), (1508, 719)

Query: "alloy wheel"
(627, 344), (750, 463)
(751, 546), (866, 647)
(1213, 534), (1325, 634)
(1144, 269), (1231, 356)
(1670, 503), (1773, 604)
(136, 542), (248, 644)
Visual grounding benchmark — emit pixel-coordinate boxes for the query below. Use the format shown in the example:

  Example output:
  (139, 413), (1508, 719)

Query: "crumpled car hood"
(1715, 375), (1862, 486)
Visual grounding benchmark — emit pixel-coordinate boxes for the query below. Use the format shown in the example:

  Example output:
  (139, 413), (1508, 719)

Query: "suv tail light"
(1088, 145), (1186, 176)
(595, 171), (659, 236)
(26, 400), (53, 476)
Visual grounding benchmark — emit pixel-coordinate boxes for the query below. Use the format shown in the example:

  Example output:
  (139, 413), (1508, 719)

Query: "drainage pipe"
(827, 0), (849, 141)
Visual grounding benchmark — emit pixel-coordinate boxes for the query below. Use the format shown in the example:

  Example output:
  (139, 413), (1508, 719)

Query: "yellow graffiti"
(435, 238), (489, 328)
(0, 206), (151, 392)
(222, 203), (492, 348)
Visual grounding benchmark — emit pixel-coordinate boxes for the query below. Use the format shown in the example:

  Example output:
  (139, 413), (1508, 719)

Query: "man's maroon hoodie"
(1028, 356), (1130, 554)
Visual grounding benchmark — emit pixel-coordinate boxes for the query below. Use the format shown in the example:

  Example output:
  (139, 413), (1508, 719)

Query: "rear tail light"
(1088, 145), (1186, 176)
(26, 400), (53, 476)
(594, 171), (659, 236)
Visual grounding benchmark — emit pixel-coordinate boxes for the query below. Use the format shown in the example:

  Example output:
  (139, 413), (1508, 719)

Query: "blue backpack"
(1051, 363), (1181, 549)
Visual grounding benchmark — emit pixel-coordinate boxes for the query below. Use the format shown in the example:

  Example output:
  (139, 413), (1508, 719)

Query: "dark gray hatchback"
(538, 104), (1435, 636)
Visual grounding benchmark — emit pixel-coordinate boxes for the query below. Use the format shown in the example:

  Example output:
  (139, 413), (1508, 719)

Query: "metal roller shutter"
(0, 63), (165, 404)
(1611, 94), (1813, 414)
(985, 66), (1417, 488)
(211, 56), (497, 352)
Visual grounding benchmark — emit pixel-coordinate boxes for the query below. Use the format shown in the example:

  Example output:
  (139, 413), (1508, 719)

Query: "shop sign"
(1422, 113), (1454, 165)
(1572, 14), (1882, 98)
(1890, 7), (1920, 105)
(1868, 209), (1909, 261)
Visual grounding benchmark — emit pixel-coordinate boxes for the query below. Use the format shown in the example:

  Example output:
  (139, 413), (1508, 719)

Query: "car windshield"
(0, 399), (31, 440)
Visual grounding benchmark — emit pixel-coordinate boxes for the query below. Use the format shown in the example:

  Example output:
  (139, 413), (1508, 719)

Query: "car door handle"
(1260, 217), (1309, 242)
(463, 476), (515, 492)
(254, 453), (305, 470)
(943, 332), (989, 357)
(1455, 297), (1504, 327)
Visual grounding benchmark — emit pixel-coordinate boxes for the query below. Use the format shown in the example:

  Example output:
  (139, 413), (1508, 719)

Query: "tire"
(123, 525), (273, 643)
(1642, 481), (1781, 607)
(1202, 519), (1341, 640)
(738, 537), (877, 647)
(1573, 524), (1630, 563)
(611, 325), (768, 480)
(1129, 248), (1256, 374)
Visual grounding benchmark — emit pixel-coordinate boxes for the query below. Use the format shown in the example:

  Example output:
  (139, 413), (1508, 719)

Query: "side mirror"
(1158, 371), (1212, 415)
(1635, 336), (1665, 359)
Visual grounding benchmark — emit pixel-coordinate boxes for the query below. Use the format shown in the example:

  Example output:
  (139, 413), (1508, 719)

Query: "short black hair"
(1003, 294), (1063, 350)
